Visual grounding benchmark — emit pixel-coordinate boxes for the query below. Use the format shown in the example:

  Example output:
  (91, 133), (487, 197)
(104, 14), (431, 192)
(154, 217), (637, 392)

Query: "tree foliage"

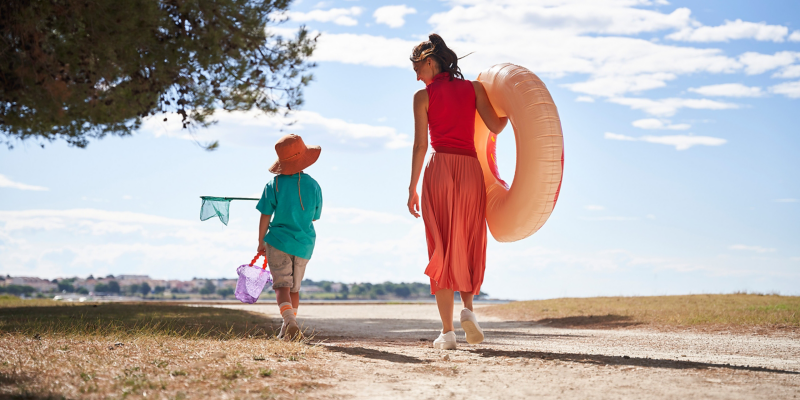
(0, 0), (316, 149)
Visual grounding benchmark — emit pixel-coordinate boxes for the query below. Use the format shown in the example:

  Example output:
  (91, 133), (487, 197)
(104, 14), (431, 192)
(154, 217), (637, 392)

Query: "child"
(256, 134), (322, 340)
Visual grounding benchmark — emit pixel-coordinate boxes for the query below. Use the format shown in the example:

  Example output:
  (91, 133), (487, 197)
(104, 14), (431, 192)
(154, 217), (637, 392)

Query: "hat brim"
(269, 145), (321, 175)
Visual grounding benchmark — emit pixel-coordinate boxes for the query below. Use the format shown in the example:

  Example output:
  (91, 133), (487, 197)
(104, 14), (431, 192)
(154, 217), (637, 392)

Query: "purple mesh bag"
(235, 252), (272, 304)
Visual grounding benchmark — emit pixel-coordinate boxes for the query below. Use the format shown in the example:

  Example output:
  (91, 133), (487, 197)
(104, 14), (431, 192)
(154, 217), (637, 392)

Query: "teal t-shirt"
(256, 172), (322, 259)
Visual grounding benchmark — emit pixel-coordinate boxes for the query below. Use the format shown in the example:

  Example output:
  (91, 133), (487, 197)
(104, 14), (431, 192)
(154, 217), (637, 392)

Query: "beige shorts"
(265, 243), (309, 293)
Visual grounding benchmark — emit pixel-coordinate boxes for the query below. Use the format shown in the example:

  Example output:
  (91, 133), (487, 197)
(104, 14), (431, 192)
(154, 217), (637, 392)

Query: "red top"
(426, 72), (476, 155)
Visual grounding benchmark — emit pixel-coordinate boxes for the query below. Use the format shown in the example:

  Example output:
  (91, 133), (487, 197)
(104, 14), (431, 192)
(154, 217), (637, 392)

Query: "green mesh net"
(200, 197), (258, 225)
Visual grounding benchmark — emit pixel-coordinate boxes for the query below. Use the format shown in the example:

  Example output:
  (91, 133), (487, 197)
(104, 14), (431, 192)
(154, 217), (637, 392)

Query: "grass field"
(480, 294), (800, 333)
(0, 296), (327, 399)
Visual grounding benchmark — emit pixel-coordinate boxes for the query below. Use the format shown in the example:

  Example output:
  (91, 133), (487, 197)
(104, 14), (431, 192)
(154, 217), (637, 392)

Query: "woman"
(407, 34), (507, 350)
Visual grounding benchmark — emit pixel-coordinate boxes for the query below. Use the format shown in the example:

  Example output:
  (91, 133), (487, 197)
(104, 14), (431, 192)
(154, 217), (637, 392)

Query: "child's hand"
(257, 241), (267, 254)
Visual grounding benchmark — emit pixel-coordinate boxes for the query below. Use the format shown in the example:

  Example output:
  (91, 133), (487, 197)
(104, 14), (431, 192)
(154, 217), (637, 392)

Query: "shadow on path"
(305, 318), (590, 341)
(530, 315), (644, 329)
(323, 345), (426, 364)
(467, 348), (800, 375)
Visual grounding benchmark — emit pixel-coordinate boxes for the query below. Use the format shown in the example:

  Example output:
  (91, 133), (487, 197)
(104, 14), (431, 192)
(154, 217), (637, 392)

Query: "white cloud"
(608, 97), (739, 117)
(605, 132), (727, 150)
(729, 244), (777, 253)
(313, 33), (417, 67)
(0, 174), (48, 191)
(631, 118), (690, 130)
(373, 5), (417, 28)
(688, 83), (764, 98)
(325, 207), (410, 224)
(0, 209), (191, 229)
(313, 0), (743, 100)
(666, 19), (789, 43)
(584, 205), (604, 211)
(774, 198), (797, 203)
(604, 132), (637, 141)
(773, 65), (800, 79)
(288, 7), (363, 26)
(564, 73), (677, 97)
(769, 80), (800, 99)
(144, 109), (412, 150)
(0, 208), (426, 282)
(575, 96), (595, 103)
(580, 216), (638, 221)
(738, 51), (800, 75)
(791, 31), (800, 42)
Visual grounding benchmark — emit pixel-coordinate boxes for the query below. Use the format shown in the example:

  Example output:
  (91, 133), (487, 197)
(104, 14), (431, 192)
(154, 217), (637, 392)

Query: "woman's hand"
(407, 189), (421, 218)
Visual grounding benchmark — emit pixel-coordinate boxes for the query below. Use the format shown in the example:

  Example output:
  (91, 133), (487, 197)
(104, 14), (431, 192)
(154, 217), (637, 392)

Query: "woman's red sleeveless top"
(426, 72), (476, 156)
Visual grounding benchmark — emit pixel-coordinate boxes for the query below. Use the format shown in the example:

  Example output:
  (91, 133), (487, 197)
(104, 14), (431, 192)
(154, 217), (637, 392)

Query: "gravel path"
(219, 303), (800, 399)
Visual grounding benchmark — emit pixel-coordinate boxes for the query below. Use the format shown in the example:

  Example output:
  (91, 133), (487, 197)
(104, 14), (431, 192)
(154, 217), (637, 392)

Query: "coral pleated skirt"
(422, 151), (487, 295)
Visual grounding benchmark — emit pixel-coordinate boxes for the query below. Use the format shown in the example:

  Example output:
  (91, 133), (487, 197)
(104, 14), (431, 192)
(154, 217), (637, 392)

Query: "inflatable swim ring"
(474, 64), (564, 242)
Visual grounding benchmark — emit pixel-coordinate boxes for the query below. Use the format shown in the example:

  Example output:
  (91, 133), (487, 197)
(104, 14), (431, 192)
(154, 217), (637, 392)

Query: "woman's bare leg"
(435, 288), (455, 332)
(460, 292), (474, 312)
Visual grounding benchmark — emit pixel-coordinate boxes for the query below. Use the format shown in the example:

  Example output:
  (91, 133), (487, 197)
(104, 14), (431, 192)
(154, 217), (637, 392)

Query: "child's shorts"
(265, 243), (309, 293)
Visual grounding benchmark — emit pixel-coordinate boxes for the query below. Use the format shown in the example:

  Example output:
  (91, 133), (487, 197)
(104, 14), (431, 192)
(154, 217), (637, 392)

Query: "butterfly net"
(200, 197), (259, 226)
(200, 197), (231, 225)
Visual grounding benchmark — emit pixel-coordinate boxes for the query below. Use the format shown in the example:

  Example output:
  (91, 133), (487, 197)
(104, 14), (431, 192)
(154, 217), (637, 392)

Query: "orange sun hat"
(269, 134), (321, 175)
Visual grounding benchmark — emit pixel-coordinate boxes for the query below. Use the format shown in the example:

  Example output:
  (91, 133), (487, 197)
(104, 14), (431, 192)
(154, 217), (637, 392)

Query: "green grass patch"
(0, 302), (278, 339)
(481, 294), (800, 329)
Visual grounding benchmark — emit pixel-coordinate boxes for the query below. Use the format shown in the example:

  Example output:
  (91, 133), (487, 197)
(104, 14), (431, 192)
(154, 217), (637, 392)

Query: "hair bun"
(428, 33), (444, 45)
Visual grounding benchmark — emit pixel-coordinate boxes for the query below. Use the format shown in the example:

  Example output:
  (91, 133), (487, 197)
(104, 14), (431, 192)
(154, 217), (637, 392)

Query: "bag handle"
(249, 252), (268, 270)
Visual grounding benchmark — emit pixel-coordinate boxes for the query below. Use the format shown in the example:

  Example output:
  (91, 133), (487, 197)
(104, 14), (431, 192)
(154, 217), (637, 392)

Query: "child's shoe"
(433, 330), (457, 350)
(460, 308), (485, 344)
(284, 320), (301, 341)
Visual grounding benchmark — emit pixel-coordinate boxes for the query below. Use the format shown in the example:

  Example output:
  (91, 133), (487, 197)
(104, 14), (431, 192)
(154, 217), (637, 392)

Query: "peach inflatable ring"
(474, 64), (564, 242)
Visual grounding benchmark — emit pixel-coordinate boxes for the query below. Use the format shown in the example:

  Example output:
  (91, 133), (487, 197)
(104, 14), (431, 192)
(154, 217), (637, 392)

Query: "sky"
(1, 0), (799, 300)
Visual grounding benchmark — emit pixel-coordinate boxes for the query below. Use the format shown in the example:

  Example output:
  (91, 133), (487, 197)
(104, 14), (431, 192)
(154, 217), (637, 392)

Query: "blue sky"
(1, 0), (798, 300)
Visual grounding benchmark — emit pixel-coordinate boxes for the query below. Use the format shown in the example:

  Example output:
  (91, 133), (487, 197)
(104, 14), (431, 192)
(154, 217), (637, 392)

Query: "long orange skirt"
(422, 152), (487, 295)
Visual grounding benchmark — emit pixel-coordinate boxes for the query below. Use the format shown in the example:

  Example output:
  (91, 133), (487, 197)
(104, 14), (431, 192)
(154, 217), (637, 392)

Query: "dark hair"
(410, 34), (464, 81)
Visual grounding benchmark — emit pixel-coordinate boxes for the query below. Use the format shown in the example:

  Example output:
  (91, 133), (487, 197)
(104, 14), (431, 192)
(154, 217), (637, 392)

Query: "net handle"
(249, 252), (268, 270)
(200, 196), (259, 201)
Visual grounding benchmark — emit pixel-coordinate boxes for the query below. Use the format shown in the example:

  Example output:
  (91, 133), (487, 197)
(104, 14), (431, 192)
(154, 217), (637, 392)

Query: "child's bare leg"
(290, 291), (299, 312)
(435, 288), (455, 332)
(460, 292), (474, 312)
(275, 287), (291, 306)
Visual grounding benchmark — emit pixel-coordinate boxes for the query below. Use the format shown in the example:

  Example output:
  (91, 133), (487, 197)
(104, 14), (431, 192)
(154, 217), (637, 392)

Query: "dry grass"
(0, 295), (61, 309)
(480, 294), (800, 334)
(0, 300), (331, 399)
(0, 301), (277, 340)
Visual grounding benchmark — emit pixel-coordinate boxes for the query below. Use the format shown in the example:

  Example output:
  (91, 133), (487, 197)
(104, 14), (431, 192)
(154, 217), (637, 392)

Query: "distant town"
(0, 275), (489, 301)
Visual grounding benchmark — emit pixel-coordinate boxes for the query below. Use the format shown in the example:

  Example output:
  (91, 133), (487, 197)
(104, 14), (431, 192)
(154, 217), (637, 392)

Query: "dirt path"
(219, 304), (800, 399)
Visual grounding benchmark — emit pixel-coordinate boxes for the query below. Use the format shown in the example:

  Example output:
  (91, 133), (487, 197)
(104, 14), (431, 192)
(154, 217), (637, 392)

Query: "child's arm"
(257, 213), (271, 253)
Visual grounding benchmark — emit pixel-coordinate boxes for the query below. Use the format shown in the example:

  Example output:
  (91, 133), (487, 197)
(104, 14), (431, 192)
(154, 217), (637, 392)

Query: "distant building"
(4, 277), (57, 292)
(116, 275), (150, 281)
(300, 285), (324, 293)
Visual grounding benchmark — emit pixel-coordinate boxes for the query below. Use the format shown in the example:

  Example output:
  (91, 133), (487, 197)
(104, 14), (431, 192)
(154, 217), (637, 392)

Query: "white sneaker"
(460, 308), (485, 344)
(276, 321), (286, 339)
(433, 330), (457, 350)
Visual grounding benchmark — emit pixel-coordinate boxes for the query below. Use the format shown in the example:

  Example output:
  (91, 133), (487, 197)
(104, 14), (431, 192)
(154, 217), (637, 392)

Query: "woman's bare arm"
(472, 81), (508, 134)
(407, 89), (429, 218)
